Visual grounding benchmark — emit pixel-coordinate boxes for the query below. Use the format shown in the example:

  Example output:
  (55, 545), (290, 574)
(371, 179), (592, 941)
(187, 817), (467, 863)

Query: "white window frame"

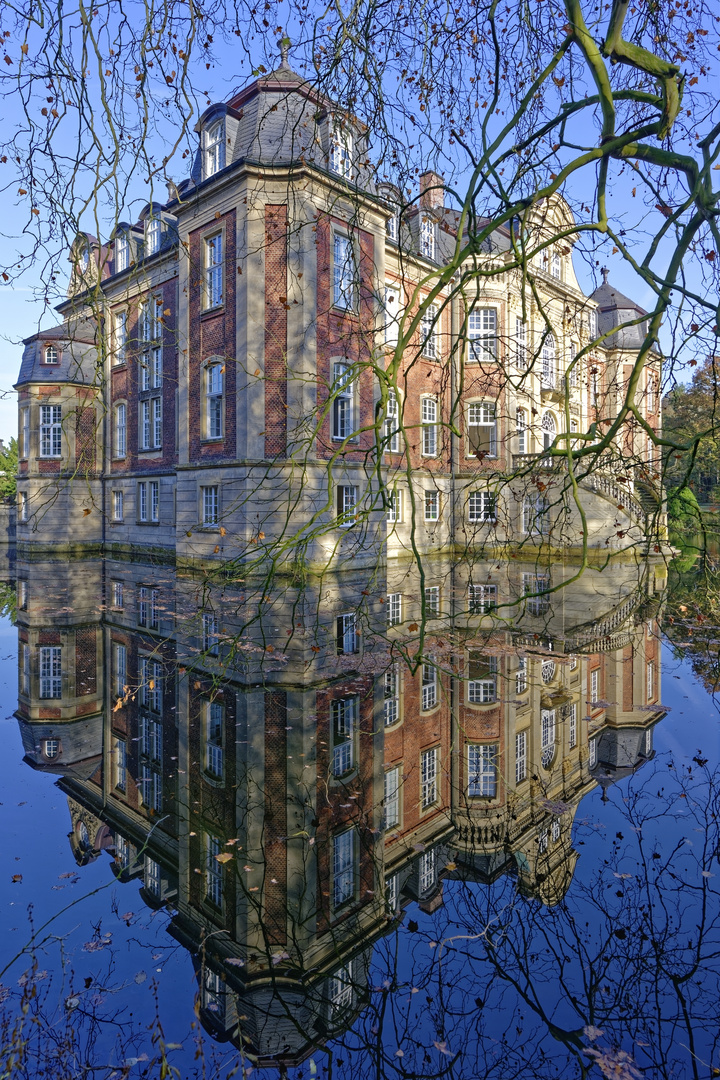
(205, 700), (225, 781)
(383, 388), (400, 452)
(386, 592), (402, 627)
(516, 656), (528, 695)
(522, 494), (550, 538)
(468, 307), (497, 362)
(590, 668), (599, 703)
(332, 829), (356, 909)
(420, 746), (438, 808)
(386, 488), (402, 524)
(424, 489), (439, 522)
(145, 216), (161, 257)
(333, 232), (356, 310)
(384, 285), (400, 347)
(331, 696), (358, 777)
(420, 302), (438, 359)
(523, 572), (551, 616)
(515, 730), (527, 783)
(468, 490), (497, 524)
(203, 612), (220, 656)
(336, 612), (358, 655)
(44, 344), (59, 364)
(569, 703), (577, 749)
(113, 642), (127, 698)
(424, 585), (440, 617)
(113, 490), (124, 522)
(203, 119), (226, 179)
(515, 317), (527, 368)
(468, 583), (497, 615)
(550, 250), (562, 279)
(39, 405), (62, 458)
(19, 407), (29, 459)
(113, 311), (127, 366)
(468, 653), (497, 704)
(112, 580), (124, 609)
(420, 217), (435, 261)
(336, 484), (359, 527)
(467, 402), (497, 458)
(468, 743), (497, 797)
(205, 834), (223, 907)
(205, 233), (223, 309)
(419, 849), (436, 893)
(329, 122), (352, 179)
(332, 362), (356, 441)
(421, 397), (438, 457)
(647, 661), (655, 701)
(39, 646), (62, 698)
(541, 333), (556, 389)
(115, 233), (129, 273)
(115, 403), (127, 458)
(17, 491), (28, 523)
(202, 485), (219, 527)
(384, 665), (400, 726)
(421, 662), (437, 711)
(516, 409), (527, 455)
(206, 364), (223, 440)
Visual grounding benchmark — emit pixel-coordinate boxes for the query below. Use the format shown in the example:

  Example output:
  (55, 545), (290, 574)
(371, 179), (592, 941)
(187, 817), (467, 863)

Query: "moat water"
(1, 548), (719, 1079)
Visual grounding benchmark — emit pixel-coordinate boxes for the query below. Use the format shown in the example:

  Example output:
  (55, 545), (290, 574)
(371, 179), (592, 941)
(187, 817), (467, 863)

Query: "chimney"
(419, 171), (444, 210)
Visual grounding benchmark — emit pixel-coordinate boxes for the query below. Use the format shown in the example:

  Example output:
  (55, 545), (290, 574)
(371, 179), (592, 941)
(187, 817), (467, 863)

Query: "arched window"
(206, 363), (223, 440)
(541, 333), (556, 389)
(204, 120), (225, 179)
(42, 738), (60, 759)
(44, 345), (59, 364)
(541, 411), (556, 451)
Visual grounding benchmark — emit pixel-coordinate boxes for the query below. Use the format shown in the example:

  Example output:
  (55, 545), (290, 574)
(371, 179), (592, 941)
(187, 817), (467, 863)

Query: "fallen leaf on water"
(11, 875), (22, 884)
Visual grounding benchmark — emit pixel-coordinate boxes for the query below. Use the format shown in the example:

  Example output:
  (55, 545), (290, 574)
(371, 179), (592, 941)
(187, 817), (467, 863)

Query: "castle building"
(14, 51), (662, 566)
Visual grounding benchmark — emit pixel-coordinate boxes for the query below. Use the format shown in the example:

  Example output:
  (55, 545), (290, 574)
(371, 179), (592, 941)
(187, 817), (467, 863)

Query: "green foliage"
(668, 486), (702, 532)
(663, 362), (720, 504)
(0, 437), (18, 500)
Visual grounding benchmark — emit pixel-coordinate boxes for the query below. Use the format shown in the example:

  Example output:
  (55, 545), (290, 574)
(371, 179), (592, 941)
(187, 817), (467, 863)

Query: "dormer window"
(44, 345), (59, 365)
(145, 216), (161, 257)
(387, 212), (398, 241)
(115, 232), (130, 273)
(330, 122), (352, 179)
(77, 245), (89, 273)
(420, 218), (435, 261)
(204, 120), (225, 179)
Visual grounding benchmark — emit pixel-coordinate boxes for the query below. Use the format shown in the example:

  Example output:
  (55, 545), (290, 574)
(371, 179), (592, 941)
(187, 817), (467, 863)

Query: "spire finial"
(279, 36), (290, 68)
(601, 266), (609, 284)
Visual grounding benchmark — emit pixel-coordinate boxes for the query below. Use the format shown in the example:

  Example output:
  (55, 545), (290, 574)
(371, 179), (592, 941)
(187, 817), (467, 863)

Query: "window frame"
(114, 403), (127, 459)
(19, 407), (29, 460)
(332, 231), (357, 311)
(205, 699), (225, 782)
(515, 730), (527, 783)
(113, 490), (124, 522)
(329, 121), (353, 179)
(205, 362), (224, 441)
(420, 746), (439, 809)
(144, 215), (161, 257)
(39, 404), (62, 458)
(43, 344), (59, 365)
(467, 743), (498, 798)
(384, 664), (401, 726)
(204, 232), (224, 310)
(420, 217), (436, 261)
(331, 696), (358, 777)
(421, 396), (438, 457)
(113, 310), (128, 366)
(420, 302), (439, 359)
(201, 484), (220, 527)
(331, 361), (357, 441)
(468, 307), (498, 363)
(39, 645), (62, 699)
(468, 490), (497, 524)
(332, 828), (356, 911)
(203, 119), (226, 180)
(467, 401), (497, 459)
(336, 483), (359, 528)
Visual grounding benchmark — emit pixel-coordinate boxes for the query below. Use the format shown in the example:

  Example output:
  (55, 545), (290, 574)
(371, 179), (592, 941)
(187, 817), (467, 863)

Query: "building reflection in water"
(14, 552), (666, 1070)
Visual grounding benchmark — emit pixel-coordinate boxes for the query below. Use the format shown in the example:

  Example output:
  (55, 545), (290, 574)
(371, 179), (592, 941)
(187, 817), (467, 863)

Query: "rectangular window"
(138, 482), (148, 522)
(139, 658), (162, 712)
(204, 119), (225, 178)
(468, 744), (497, 797)
(420, 303), (438, 359)
(420, 218), (435, 261)
(112, 581), (123, 609)
(589, 738), (597, 768)
(384, 286), (399, 346)
(138, 587), (159, 630)
(113, 311), (127, 365)
(206, 701), (224, 780)
(153, 397), (162, 447)
(522, 494), (550, 538)
(144, 856), (161, 897)
(468, 490), (496, 523)
(333, 233), (356, 310)
(336, 613), (358, 655)
(541, 708), (556, 752)
(383, 389), (400, 452)
(330, 123), (352, 178)
(516, 731), (527, 783)
(115, 404), (127, 458)
(647, 661), (654, 702)
(332, 362), (355, 440)
(425, 585), (440, 617)
(113, 737), (127, 792)
(590, 668), (599, 703)
(468, 584), (497, 614)
(386, 488), (402, 524)
(421, 397), (438, 456)
(419, 849), (436, 893)
(205, 834), (223, 907)
(332, 697), (357, 776)
(385, 873), (398, 911)
(115, 234), (129, 273)
(538, 828), (549, 854)
(588, 309), (598, 340)
(202, 485), (219, 526)
(568, 342), (578, 388)
(17, 491), (28, 523)
(205, 234), (223, 308)
(568, 703), (577, 748)
(551, 250), (562, 279)
(39, 405), (62, 457)
(18, 580), (27, 610)
(19, 407), (29, 459)
(203, 613), (219, 656)
(150, 481), (159, 522)
(206, 365), (223, 439)
(332, 829), (355, 909)
(468, 652), (497, 704)
(523, 572), (550, 616)
(39, 646), (62, 698)
(140, 400), (151, 450)
(384, 665), (400, 726)
(386, 592), (402, 627)
(113, 490), (124, 522)
(329, 962), (354, 1015)
(424, 489), (439, 522)
(467, 402), (497, 457)
(145, 217), (161, 257)
(421, 746), (438, 808)
(336, 484), (358, 527)
(516, 409), (527, 455)
(113, 643), (126, 697)
(421, 662), (437, 711)
(516, 656), (527, 694)
(515, 317), (527, 368)
(139, 716), (162, 765)
(468, 307), (497, 362)
(21, 643), (30, 695)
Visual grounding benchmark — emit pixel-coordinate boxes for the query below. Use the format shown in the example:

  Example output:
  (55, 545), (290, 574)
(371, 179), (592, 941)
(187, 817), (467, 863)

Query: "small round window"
(44, 345), (59, 364)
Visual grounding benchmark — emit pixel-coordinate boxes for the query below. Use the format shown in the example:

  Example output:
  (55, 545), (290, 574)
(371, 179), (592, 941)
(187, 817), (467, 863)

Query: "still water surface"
(1, 553), (719, 1079)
